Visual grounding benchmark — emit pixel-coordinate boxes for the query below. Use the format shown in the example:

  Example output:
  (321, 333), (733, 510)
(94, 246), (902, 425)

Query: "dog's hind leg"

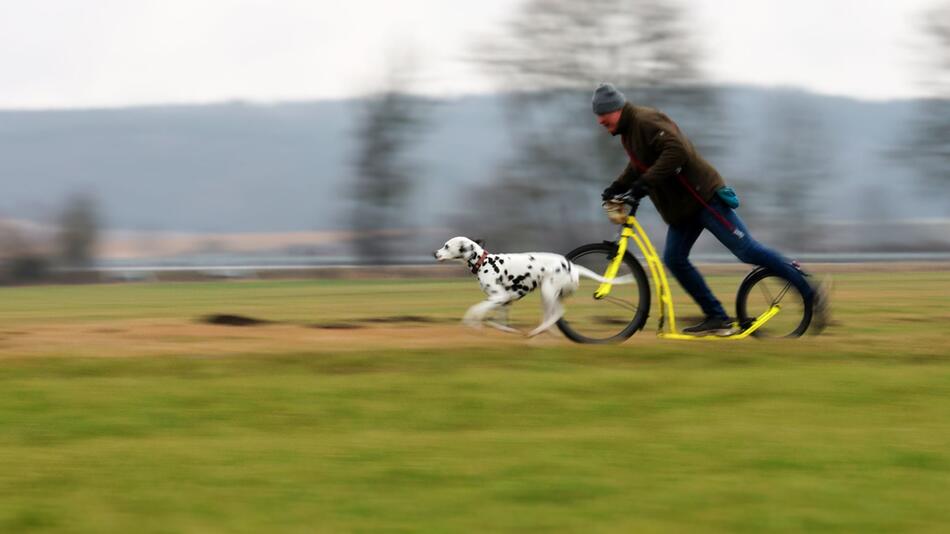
(527, 279), (565, 337)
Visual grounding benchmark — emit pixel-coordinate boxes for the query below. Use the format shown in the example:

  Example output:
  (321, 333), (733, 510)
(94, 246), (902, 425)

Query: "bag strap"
(620, 133), (741, 237)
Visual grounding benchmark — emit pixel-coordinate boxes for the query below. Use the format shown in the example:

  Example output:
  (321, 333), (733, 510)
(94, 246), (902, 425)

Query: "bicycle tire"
(556, 243), (650, 344)
(735, 267), (811, 338)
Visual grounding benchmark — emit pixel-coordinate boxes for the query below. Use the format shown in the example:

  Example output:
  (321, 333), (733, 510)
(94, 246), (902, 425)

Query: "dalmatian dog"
(434, 236), (634, 337)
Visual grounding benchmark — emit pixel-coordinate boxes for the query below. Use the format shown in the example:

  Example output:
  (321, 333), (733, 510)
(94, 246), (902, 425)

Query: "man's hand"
(601, 182), (629, 201)
(630, 180), (649, 200)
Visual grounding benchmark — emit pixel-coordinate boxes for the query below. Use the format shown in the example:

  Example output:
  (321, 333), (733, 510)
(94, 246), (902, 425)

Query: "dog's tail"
(571, 264), (636, 285)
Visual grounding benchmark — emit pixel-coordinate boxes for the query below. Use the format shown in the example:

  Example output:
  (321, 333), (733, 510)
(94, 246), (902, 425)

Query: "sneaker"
(809, 277), (833, 335)
(683, 316), (738, 336)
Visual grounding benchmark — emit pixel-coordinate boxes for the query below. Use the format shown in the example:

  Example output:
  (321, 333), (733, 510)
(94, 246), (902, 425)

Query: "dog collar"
(470, 250), (489, 274)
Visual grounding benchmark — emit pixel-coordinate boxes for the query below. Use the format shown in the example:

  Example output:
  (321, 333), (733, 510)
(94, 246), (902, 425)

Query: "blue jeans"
(663, 199), (813, 319)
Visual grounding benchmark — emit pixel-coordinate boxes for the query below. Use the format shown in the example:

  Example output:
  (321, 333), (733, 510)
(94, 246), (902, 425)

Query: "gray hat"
(592, 83), (626, 114)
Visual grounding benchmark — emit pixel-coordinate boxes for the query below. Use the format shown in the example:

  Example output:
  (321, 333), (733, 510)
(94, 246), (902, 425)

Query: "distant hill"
(0, 98), (516, 233)
(0, 87), (947, 256)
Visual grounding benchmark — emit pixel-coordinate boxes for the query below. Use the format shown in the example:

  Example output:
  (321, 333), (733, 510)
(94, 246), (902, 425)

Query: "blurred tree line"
(349, 53), (424, 264)
(0, 192), (99, 284)
(348, 0), (948, 263)
(894, 3), (950, 201)
(459, 0), (725, 253)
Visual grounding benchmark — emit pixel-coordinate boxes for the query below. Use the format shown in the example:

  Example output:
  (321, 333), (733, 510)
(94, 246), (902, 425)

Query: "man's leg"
(699, 200), (814, 302)
(663, 217), (730, 320)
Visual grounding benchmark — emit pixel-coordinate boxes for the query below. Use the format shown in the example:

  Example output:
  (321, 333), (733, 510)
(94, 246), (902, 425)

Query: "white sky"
(0, 0), (943, 109)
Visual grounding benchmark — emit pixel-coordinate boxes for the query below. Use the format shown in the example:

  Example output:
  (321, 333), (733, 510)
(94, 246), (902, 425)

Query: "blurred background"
(0, 0), (948, 281)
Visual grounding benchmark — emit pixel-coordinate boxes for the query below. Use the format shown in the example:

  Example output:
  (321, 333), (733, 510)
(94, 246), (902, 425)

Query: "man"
(592, 82), (826, 335)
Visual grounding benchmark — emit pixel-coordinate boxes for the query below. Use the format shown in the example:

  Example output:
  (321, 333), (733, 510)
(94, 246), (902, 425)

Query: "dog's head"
(434, 237), (483, 262)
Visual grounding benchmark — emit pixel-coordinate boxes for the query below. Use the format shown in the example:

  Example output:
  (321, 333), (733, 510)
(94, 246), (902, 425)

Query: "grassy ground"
(0, 270), (949, 532)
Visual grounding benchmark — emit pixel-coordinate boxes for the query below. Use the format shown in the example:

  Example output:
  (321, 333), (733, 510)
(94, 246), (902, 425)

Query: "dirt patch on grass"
(0, 319), (572, 359)
(201, 314), (271, 326)
(1, 316), (949, 362)
(310, 322), (364, 330)
(362, 315), (443, 324)
(310, 315), (447, 328)
(202, 314), (446, 330)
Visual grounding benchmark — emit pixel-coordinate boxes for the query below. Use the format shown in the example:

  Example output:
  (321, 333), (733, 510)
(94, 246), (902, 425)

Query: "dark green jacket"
(610, 103), (725, 225)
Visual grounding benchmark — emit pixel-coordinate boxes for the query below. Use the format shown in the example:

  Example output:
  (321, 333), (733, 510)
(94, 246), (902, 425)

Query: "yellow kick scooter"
(556, 195), (813, 344)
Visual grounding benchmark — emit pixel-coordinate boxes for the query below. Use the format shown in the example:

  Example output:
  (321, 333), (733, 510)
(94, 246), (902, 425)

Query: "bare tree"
(461, 0), (726, 252)
(350, 53), (424, 264)
(0, 219), (50, 283)
(477, 0), (724, 148)
(479, 0), (703, 95)
(916, 5), (950, 186)
(755, 95), (836, 252)
(56, 192), (100, 268)
(892, 4), (950, 202)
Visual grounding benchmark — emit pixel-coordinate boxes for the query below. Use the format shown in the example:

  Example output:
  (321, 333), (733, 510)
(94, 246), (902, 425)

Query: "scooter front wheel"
(556, 243), (650, 344)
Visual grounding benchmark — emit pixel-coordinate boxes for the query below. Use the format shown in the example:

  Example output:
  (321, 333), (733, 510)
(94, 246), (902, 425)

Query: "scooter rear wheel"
(735, 267), (811, 338)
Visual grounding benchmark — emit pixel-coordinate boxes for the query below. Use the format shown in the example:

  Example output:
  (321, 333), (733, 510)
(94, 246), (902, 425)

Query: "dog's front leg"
(494, 304), (510, 326)
(462, 298), (504, 330)
(486, 304), (521, 334)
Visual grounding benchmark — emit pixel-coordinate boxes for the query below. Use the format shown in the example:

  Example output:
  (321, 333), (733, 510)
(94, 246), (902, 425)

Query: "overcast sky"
(0, 0), (942, 110)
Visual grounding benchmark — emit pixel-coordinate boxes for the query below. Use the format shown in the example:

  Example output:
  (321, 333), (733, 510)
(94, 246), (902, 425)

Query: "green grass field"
(1, 270), (949, 532)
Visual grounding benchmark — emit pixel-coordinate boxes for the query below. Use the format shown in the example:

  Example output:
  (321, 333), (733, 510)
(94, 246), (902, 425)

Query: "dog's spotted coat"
(434, 236), (631, 337)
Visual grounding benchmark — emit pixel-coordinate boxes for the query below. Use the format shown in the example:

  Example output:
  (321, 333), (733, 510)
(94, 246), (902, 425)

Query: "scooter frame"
(593, 207), (781, 340)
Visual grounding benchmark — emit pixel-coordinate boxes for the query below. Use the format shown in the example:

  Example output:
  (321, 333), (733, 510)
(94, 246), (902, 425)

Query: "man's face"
(596, 109), (623, 134)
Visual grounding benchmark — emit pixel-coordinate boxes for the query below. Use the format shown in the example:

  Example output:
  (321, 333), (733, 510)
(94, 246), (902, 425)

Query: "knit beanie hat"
(592, 83), (626, 114)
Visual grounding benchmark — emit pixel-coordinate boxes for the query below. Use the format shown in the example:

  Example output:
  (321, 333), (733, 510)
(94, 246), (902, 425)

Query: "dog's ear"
(474, 239), (485, 248)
